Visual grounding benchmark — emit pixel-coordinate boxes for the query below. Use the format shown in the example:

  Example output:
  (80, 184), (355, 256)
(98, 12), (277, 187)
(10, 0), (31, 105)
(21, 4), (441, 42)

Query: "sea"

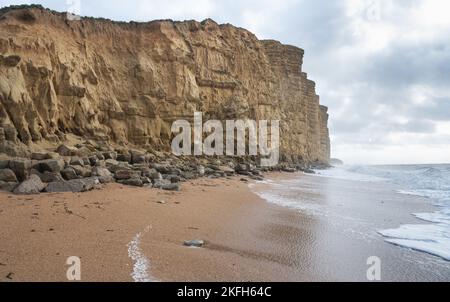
(255, 164), (450, 262)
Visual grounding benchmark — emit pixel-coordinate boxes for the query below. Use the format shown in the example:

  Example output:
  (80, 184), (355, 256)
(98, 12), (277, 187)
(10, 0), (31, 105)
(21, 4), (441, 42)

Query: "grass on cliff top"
(0, 4), (221, 26)
(0, 4), (45, 15)
(0, 4), (114, 22)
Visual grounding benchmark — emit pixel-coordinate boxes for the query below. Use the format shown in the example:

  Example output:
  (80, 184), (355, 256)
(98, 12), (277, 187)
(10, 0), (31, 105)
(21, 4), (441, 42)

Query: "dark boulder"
(45, 178), (100, 193)
(114, 169), (141, 180)
(71, 165), (92, 178)
(92, 167), (114, 183)
(130, 150), (146, 164)
(8, 158), (32, 181)
(0, 168), (18, 183)
(102, 151), (117, 160)
(33, 159), (65, 173)
(161, 183), (181, 191)
(61, 167), (79, 180)
(0, 181), (18, 192)
(117, 153), (131, 163)
(117, 178), (143, 187)
(13, 175), (46, 195)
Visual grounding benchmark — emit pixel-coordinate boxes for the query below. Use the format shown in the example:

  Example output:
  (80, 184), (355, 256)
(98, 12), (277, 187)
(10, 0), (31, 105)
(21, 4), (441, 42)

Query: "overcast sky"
(2, 0), (450, 164)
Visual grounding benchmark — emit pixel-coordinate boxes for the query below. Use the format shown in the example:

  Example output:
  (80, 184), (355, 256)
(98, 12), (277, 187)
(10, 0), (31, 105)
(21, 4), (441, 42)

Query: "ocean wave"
(312, 166), (388, 182)
(255, 189), (328, 217)
(379, 224), (450, 261)
(255, 164), (450, 261)
(339, 164), (450, 262)
(251, 178), (365, 223)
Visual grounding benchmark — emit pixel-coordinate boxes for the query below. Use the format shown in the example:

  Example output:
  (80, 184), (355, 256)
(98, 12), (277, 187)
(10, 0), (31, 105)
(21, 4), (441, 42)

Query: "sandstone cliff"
(0, 5), (330, 164)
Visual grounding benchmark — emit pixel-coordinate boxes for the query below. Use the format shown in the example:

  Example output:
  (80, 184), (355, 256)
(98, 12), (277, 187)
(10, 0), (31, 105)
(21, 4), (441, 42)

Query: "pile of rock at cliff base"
(0, 142), (327, 195)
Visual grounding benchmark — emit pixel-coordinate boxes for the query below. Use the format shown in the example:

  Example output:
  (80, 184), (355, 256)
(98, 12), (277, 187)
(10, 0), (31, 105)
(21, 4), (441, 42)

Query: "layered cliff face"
(0, 6), (330, 164)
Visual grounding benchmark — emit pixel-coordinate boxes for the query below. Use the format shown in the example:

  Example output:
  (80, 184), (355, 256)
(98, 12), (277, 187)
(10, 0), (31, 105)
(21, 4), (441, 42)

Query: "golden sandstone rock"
(0, 6), (330, 164)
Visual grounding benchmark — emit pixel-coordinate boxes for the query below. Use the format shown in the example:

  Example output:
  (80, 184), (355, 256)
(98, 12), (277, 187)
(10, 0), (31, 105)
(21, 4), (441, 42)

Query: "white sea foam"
(257, 164), (450, 261)
(252, 177), (365, 223)
(312, 166), (387, 182)
(397, 190), (428, 197)
(250, 175), (376, 243)
(127, 226), (158, 282)
(379, 224), (450, 261)
(334, 164), (450, 261)
(255, 189), (327, 217)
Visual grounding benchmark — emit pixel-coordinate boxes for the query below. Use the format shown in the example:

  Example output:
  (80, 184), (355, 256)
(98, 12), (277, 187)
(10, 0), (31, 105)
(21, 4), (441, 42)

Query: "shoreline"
(1, 172), (449, 282)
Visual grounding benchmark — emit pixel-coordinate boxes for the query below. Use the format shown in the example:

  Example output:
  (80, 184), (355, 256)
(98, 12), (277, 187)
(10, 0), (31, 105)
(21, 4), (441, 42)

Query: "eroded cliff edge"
(0, 6), (330, 164)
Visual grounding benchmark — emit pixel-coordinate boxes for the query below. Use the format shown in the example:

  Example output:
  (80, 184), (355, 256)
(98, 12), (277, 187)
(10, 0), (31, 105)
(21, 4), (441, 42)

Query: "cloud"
(412, 97), (450, 121)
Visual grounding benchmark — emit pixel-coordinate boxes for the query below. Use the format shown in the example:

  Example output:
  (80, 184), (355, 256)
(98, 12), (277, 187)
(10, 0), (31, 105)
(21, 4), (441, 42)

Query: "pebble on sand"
(183, 239), (205, 248)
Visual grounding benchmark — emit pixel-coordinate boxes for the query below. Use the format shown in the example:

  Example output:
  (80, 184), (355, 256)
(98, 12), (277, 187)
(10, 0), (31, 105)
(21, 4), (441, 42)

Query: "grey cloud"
(364, 42), (450, 89)
(394, 120), (436, 134)
(331, 117), (368, 134)
(408, 97), (450, 121)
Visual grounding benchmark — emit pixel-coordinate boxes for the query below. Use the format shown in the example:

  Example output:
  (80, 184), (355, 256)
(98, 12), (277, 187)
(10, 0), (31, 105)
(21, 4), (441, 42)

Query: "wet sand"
(251, 173), (450, 281)
(0, 173), (449, 281)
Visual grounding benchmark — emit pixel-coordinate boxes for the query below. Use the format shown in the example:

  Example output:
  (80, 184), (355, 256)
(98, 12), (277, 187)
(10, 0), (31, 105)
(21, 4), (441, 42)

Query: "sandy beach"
(1, 173), (449, 282)
(0, 176), (291, 282)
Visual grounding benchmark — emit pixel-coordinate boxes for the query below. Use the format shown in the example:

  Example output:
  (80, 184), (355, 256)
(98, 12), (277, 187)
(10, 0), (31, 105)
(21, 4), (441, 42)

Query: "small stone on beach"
(184, 239), (205, 248)
(162, 183), (181, 191)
